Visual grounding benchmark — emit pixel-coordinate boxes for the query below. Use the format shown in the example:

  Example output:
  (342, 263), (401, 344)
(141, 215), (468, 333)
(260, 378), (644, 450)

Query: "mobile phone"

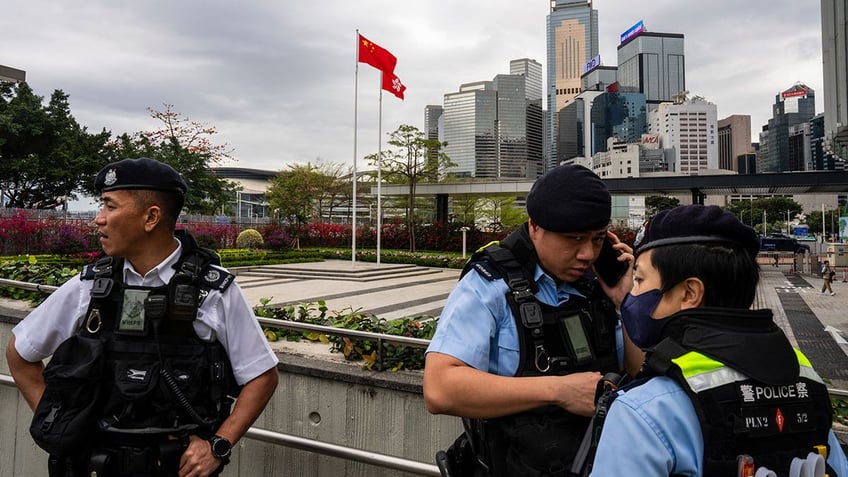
(594, 238), (629, 287)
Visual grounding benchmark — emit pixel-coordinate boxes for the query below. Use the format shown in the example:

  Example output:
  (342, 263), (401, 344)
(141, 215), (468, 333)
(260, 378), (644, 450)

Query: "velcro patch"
(202, 266), (235, 292)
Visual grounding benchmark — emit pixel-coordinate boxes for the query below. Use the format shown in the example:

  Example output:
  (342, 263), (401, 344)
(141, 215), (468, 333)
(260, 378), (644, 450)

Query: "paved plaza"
(231, 259), (848, 390)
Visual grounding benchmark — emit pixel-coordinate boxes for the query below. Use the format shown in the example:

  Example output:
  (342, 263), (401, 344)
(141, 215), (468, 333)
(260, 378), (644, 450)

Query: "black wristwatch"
(209, 435), (232, 464)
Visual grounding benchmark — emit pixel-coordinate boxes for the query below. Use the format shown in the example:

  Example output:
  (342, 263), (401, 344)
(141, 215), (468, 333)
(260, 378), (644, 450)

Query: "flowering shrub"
(0, 208), (511, 256)
(302, 222), (350, 248)
(0, 212), (98, 256)
(259, 224), (292, 250)
(186, 223), (240, 249)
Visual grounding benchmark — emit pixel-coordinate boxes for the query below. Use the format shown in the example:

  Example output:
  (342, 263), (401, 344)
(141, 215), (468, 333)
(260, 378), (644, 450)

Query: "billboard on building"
(781, 89), (807, 99)
(620, 20), (644, 44)
(641, 134), (660, 150)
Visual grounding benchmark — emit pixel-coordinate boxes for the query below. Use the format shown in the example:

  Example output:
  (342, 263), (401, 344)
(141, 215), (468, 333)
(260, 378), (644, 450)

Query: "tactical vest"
(78, 230), (239, 445)
(644, 324), (835, 476)
(460, 225), (620, 477)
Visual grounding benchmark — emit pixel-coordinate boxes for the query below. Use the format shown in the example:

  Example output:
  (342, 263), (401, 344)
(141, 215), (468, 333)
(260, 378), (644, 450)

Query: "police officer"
(589, 205), (848, 476)
(6, 158), (279, 477)
(423, 164), (640, 476)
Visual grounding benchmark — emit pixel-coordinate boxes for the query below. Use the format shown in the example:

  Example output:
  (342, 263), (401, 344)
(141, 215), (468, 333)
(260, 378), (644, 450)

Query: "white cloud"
(2, 0), (825, 170)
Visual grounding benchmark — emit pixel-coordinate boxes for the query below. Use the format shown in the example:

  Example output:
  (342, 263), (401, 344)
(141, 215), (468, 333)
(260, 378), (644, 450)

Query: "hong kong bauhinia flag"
(358, 34), (397, 74)
(382, 71), (406, 100)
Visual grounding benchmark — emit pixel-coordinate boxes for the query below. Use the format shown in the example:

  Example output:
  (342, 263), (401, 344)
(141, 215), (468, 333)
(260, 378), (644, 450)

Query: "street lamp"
(460, 227), (470, 259)
(786, 210), (790, 236)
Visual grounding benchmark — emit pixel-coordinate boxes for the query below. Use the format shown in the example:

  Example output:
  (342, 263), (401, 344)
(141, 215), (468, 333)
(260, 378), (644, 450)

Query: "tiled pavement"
(234, 259), (848, 390)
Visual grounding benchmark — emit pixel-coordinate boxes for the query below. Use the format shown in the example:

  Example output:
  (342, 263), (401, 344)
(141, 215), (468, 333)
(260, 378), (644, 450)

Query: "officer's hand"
(555, 371), (602, 417)
(179, 434), (222, 477)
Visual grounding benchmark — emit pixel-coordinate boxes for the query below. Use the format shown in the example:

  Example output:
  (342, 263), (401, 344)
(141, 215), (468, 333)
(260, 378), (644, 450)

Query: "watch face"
(212, 436), (231, 457)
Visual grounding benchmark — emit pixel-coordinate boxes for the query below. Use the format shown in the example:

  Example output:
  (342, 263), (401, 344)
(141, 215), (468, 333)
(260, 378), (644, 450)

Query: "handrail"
(0, 372), (441, 476)
(0, 278), (58, 294)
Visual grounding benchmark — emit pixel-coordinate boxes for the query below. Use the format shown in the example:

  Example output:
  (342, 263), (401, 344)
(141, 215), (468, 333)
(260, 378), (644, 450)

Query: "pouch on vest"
(30, 334), (106, 457)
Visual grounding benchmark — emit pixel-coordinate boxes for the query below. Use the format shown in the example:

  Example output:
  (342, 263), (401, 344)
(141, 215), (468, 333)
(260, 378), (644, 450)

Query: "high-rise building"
(558, 89), (647, 164)
(442, 60), (544, 179)
(616, 24), (685, 111)
(424, 105), (444, 174)
(443, 81), (497, 178)
(510, 58), (543, 101)
(759, 83), (816, 172)
(717, 115), (752, 172)
(821, 0), (848, 156)
(788, 122), (812, 171)
(424, 105), (443, 142)
(546, 0), (598, 170)
(650, 96), (718, 174)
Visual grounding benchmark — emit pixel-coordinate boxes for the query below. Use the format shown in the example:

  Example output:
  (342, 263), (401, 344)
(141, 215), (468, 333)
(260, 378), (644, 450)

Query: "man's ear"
(143, 205), (162, 232)
(680, 277), (705, 309)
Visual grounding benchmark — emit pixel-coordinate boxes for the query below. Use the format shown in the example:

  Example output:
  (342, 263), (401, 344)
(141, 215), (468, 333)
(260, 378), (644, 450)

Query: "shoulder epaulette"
(200, 265), (235, 292)
(470, 258), (503, 281)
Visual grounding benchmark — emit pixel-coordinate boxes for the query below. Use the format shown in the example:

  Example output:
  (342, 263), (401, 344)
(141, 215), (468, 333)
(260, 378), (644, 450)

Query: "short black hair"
(131, 189), (182, 231)
(650, 243), (760, 309)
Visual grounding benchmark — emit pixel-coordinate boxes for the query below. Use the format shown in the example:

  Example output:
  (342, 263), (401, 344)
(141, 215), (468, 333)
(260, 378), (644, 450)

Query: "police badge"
(104, 168), (118, 186)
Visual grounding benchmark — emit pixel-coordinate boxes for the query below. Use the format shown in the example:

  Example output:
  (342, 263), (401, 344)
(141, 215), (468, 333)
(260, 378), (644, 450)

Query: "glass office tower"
(759, 83), (816, 172)
(821, 0), (848, 145)
(443, 82), (497, 178)
(546, 0), (598, 170)
(443, 60), (544, 179)
(617, 30), (685, 111)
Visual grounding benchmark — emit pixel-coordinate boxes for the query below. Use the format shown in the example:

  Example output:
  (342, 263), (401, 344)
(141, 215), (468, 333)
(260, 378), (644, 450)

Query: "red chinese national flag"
(382, 71), (406, 100)
(358, 34), (397, 74)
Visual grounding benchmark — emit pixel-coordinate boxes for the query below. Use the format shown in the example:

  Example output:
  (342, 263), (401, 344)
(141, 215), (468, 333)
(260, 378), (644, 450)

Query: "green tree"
(725, 197), (802, 234)
(478, 196), (527, 232)
(366, 124), (454, 251)
(450, 194), (481, 225)
(93, 106), (240, 215)
(645, 195), (680, 217)
(266, 163), (326, 243)
(312, 160), (351, 222)
(0, 81), (110, 208)
(805, 208), (843, 240)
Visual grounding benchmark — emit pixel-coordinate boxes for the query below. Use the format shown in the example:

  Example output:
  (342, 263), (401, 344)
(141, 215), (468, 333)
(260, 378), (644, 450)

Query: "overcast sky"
(3, 1), (824, 174)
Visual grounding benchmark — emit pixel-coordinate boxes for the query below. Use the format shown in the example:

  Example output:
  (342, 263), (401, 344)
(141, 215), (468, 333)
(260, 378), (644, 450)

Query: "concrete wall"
(0, 310), (463, 477)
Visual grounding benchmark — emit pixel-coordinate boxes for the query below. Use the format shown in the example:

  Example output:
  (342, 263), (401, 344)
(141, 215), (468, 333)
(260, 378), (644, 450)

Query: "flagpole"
(377, 74), (383, 265)
(352, 30), (359, 266)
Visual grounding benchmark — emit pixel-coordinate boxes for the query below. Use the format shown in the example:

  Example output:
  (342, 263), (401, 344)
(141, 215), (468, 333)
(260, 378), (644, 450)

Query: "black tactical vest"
(460, 225), (620, 477)
(78, 231), (239, 444)
(642, 309), (836, 476)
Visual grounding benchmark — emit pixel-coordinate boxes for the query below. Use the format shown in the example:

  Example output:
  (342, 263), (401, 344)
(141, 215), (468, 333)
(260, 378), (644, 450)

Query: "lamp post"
(786, 210), (790, 236)
(460, 226), (470, 259)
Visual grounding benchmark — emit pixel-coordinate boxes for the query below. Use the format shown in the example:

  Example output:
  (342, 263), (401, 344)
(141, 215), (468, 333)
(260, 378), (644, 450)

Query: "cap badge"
(104, 168), (118, 186)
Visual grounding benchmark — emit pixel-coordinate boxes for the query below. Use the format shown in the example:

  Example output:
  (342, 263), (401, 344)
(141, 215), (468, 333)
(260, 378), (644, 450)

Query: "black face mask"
(620, 289), (672, 349)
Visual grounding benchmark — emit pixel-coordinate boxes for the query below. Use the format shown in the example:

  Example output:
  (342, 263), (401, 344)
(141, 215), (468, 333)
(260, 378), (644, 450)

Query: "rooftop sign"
(620, 20), (644, 44)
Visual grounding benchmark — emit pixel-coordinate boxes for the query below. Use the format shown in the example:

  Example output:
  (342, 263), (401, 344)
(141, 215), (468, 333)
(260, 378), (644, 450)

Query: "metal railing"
(0, 373), (440, 476)
(3, 277), (848, 475)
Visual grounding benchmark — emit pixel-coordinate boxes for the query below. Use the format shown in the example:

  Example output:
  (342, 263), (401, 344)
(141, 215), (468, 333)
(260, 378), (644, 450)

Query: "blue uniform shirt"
(589, 376), (848, 476)
(427, 262), (623, 375)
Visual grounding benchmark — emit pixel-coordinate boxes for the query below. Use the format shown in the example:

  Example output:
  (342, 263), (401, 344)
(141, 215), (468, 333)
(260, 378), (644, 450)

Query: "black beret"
(636, 205), (760, 257)
(526, 164), (611, 232)
(94, 157), (187, 195)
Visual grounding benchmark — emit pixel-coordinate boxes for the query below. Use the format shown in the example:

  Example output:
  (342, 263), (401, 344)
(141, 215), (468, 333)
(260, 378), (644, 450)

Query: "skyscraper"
(759, 83), (816, 172)
(443, 81), (497, 178)
(616, 25), (685, 111)
(650, 96), (718, 174)
(546, 0), (598, 170)
(821, 0), (848, 151)
(442, 61), (544, 179)
(717, 115), (753, 172)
